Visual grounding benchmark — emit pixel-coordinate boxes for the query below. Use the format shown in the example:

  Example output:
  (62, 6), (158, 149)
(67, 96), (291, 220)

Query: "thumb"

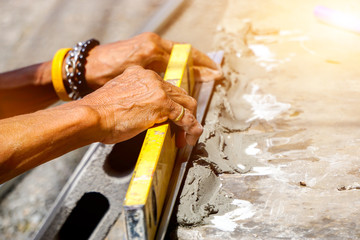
(193, 66), (224, 82)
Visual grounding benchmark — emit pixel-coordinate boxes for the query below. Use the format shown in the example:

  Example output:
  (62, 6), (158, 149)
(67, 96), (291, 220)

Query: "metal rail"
(155, 51), (224, 240)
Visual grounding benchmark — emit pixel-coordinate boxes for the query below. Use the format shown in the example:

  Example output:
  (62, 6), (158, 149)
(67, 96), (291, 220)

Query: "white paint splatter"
(237, 164), (246, 170)
(249, 44), (274, 60)
(243, 84), (291, 122)
(245, 143), (261, 156)
(210, 199), (255, 232)
(249, 30), (305, 71)
(248, 44), (280, 71)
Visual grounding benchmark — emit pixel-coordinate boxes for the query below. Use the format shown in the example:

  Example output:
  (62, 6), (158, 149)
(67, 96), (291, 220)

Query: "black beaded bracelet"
(64, 39), (100, 100)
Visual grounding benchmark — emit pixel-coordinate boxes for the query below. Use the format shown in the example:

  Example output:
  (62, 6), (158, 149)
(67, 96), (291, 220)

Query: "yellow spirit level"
(123, 44), (194, 240)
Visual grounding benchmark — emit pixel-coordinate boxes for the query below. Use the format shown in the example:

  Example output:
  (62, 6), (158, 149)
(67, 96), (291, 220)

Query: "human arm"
(0, 32), (223, 118)
(0, 66), (201, 183)
(84, 32), (223, 89)
(0, 62), (57, 118)
(0, 102), (99, 183)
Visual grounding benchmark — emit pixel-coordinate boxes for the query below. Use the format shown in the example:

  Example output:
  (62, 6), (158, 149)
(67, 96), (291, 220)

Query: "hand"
(78, 66), (203, 146)
(84, 32), (223, 89)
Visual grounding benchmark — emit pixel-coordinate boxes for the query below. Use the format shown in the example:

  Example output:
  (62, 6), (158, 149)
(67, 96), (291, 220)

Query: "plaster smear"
(177, 164), (234, 226)
(245, 142), (261, 156)
(243, 84), (291, 122)
(249, 44), (279, 71)
(174, 0), (360, 239)
(210, 199), (255, 232)
(176, 20), (282, 226)
(175, 16), (297, 227)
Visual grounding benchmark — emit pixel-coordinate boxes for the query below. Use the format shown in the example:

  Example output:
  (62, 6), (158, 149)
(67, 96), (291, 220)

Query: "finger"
(161, 39), (218, 70)
(157, 34), (218, 69)
(168, 101), (203, 146)
(159, 37), (223, 82)
(176, 129), (187, 148)
(193, 66), (225, 82)
(186, 132), (200, 146)
(144, 49), (170, 73)
(146, 61), (167, 74)
(159, 38), (175, 53)
(191, 47), (219, 70)
(162, 81), (197, 114)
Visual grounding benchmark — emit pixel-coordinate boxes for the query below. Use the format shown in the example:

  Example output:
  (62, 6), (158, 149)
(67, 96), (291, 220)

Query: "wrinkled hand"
(78, 66), (202, 146)
(84, 32), (223, 89)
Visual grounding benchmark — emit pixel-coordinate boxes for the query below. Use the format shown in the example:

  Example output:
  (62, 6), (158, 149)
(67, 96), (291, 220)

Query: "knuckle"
(141, 32), (160, 41)
(155, 89), (169, 103)
(188, 121), (203, 136)
(189, 97), (198, 110)
(125, 65), (143, 73)
(107, 79), (119, 87)
(161, 92), (170, 103)
(144, 69), (160, 80)
(182, 110), (196, 125)
(144, 41), (159, 55)
(140, 32), (162, 56)
(177, 86), (187, 95)
(187, 112), (196, 124)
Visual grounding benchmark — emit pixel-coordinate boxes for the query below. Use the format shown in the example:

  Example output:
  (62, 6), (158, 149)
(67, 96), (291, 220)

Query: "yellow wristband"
(51, 48), (72, 101)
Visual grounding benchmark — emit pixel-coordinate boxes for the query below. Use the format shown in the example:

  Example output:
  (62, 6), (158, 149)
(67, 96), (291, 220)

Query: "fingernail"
(213, 68), (224, 81)
(211, 61), (218, 70)
(197, 123), (204, 135)
(216, 65), (224, 74)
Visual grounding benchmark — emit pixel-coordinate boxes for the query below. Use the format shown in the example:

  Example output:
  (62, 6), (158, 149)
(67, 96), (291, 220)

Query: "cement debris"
(175, 0), (360, 239)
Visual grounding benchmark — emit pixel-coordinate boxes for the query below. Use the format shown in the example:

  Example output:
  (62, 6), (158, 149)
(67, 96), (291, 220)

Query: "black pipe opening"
(58, 192), (109, 240)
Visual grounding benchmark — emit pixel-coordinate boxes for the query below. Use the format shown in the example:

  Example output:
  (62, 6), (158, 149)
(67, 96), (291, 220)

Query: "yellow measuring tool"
(124, 44), (194, 240)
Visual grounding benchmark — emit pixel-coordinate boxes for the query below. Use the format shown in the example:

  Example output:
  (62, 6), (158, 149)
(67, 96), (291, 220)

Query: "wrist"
(51, 39), (99, 101)
(83, 45), (113, 90)
(58, 101), (104, 144)
(37, 61), (53, 86)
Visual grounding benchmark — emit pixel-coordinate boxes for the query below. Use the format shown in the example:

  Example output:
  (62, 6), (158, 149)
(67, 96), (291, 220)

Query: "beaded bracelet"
(64, 39), (100, 100)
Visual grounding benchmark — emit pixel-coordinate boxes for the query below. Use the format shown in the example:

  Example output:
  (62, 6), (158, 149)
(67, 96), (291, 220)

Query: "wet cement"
(170, 0), (360, 238)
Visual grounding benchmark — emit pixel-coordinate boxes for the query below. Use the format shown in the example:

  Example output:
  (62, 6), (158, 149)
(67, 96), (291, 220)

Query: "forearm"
(0, 61), (58, 118)
(0, 102), (101, 183)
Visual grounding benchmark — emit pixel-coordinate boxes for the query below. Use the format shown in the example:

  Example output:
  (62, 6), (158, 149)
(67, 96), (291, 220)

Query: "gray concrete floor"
(173, 0), (360, 239)
(3, 0), (360, 239)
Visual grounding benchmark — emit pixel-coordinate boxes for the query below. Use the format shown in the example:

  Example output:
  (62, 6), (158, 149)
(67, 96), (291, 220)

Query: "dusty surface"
(3, 0), (360, 239)
(171, 0), (360, 239)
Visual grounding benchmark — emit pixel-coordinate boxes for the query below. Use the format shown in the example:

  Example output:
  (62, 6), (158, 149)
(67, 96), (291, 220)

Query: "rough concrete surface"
(35, 140), (141, 240)
(172, 0), (360, 239)
(2, 0), (360, 239)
